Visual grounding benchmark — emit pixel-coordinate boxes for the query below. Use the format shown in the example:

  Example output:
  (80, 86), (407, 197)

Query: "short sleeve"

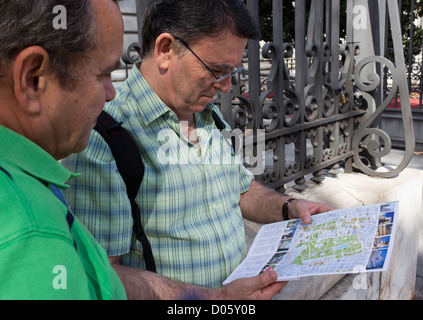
(0, 234), (91, 299)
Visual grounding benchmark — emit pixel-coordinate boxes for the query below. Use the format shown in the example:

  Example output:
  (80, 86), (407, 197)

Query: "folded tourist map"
(223, 202), (398, 284)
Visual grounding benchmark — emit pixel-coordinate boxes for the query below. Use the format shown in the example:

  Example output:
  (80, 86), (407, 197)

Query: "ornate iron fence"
(382, 0), (423, 150)
(125, 0), (415, 192)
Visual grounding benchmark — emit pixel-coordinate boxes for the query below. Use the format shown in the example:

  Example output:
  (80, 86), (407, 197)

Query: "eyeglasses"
(174, 36), (244, 83)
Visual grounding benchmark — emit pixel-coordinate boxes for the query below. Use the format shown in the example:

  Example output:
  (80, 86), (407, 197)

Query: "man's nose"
(213, 76), (232, 93)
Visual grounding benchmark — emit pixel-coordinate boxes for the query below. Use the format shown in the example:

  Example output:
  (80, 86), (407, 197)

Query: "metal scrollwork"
(351, 0), (415, 177)
(304, 84), (319, 122)
(352, 54), (414, 177)
(322, 85), (336, 118)
(121, 42), (141, 65)
(260, 42), (282, 132)
(283, 89), (300, 127)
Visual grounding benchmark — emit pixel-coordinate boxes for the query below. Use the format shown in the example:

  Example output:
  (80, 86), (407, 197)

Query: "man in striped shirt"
(63, 0), (333, 299)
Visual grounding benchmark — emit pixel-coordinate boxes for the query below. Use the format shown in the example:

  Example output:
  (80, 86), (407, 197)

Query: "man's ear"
(12, 46), (50, 115)
(154, 33), (177, 70)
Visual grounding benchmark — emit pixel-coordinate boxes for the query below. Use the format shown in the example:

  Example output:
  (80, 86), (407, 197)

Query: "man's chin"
(65, 136), (91, 158)
(193, 100), (213, 112)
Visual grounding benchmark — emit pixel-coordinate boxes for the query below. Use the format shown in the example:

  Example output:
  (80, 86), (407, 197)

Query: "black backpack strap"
(211, 110), (226, 131)
(94, 110), (156, 273)
(212, 110), (239, 154)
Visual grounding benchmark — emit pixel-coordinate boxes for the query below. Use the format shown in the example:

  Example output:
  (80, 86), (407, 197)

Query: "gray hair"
(0, 0), (98, 88)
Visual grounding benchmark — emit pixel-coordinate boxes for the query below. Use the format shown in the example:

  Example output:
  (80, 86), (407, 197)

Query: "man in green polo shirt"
(0, 0), (127, 299)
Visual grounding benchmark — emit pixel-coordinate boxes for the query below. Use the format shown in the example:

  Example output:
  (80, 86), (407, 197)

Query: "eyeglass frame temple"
(173, 36), (244, 82)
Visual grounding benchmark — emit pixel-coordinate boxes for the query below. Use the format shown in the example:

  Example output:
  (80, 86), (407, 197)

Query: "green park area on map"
(292, 234), (362, 265)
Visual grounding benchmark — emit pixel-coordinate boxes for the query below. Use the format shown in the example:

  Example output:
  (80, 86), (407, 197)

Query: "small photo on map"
(378, 211), (394, 225)
(281, 227), (297, 240)
(268, 252), (287, 264)
(260, 264), (276, 274)
(376, 223), (393, 237)
(287, 220), (299, 228)
(373, 235), (390, 250)
(366, 248), (388, 270)
(380, 203), (396, 213)
(278, 239), (292, 251)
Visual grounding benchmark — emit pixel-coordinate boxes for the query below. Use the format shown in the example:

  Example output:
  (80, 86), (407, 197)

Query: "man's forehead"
(91, 0), (123, 32)
(92, 1), (124, 50)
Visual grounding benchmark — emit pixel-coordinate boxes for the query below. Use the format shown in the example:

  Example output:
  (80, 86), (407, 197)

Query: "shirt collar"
(126, 62), (172, 126)
(0, 125), (78, 190)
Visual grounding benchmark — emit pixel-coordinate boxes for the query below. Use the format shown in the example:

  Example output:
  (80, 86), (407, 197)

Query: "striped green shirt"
(62, 64), (253, 288)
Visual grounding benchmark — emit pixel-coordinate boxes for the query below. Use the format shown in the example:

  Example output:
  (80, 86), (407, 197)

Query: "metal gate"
(127, 0), (415, 192)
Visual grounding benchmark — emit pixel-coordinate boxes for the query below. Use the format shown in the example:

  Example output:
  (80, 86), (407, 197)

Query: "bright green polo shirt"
(0, 125), (126, 300)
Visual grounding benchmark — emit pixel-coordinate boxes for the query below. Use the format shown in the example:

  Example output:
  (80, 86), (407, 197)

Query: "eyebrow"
(209, 62), (243, 72)
(105, 59), (122, 73)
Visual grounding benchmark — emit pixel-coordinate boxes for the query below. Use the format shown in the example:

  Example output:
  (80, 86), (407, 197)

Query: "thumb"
(250, 271), (287, 300)
(254, 270), (278, 288)
(220, 271), (286, 299)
